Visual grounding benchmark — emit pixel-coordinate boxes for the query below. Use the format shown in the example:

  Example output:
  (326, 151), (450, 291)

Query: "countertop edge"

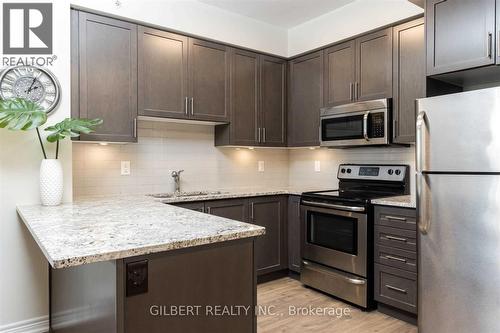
(17, 207), (56, 268)
(50, 228), (265, 269)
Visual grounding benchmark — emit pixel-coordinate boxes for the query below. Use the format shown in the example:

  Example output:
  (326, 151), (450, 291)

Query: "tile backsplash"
(73, 121), (289, 198)
(73, 120), (415, 198)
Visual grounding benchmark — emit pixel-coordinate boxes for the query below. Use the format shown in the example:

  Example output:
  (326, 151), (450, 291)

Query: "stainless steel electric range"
(300, 164), (409, 309)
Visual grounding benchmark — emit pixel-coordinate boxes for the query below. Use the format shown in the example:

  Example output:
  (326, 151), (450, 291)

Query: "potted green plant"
(0, 98), (102, 206)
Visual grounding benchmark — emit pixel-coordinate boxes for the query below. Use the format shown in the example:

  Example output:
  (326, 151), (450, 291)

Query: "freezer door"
(416, 87), (500, 173)
(418, 174), (500, 333)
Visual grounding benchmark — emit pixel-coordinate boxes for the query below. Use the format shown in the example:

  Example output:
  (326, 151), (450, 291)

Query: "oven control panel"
(337, 164), (407, 182)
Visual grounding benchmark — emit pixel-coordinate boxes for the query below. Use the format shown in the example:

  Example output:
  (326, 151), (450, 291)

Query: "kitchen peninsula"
(17, 195), (265, 333)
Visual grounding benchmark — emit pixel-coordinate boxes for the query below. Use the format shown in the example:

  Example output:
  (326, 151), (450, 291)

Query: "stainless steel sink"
(148, 191), (223, 199)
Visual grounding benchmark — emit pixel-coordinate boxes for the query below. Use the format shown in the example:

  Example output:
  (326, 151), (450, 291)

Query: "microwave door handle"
(363, 111), (370, 141)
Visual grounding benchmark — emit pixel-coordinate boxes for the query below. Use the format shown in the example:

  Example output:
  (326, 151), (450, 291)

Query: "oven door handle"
(301, 200), (365, 212)
(302, 261), (366, 285)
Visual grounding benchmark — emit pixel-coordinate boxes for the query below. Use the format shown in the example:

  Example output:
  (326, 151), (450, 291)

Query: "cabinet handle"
(257, 128), (261, 143)
(488, 32), (493, 58)
(355, 82), (359, 100)
(190, 97), (194, 116)
(133, 118), (137, 138)
(262, 127), (266, 143)
(385, 215), (407, 222)
(250, 202), (254, 220)
(184, 97), (188, 116)
(385, 255), (407, 263)
(206, 207), (211, 214)
(349, 83), (353, 101)
(385, 285), (407, 294)
(385, 235), (407, 242)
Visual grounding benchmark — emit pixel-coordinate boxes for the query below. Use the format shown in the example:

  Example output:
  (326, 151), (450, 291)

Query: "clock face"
(0, 65), (61, 114)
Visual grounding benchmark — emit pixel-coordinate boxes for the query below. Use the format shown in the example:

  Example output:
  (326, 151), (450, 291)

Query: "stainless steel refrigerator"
(416, 87), (500, 333)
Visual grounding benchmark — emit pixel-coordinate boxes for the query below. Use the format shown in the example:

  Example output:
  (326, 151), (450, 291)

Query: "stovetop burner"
(301, 164), (410, 206)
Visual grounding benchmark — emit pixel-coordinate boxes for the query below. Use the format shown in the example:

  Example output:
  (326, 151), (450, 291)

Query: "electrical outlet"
(314, 160), (321, 172)
(258, 161), (265, 172)
(121, 161), (131, 175)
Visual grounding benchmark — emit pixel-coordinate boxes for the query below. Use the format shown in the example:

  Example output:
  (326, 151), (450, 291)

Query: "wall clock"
(0, 65), (61, 115)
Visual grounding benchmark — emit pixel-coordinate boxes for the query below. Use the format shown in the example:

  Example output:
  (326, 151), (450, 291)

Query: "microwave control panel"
(369, 113), (385, 138)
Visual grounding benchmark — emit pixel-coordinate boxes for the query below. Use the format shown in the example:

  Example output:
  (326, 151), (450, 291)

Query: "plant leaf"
(44, 118), (103, 142)
(0, 98), (47, 130)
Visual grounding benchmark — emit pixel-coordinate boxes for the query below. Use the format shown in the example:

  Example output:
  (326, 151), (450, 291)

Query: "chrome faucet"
(171, 170), (184, 193)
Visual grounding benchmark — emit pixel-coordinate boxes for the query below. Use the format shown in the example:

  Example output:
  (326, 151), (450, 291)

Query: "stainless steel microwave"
(320, 99), (390, 148)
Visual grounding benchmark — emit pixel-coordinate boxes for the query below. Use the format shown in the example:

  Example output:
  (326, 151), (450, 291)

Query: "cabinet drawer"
(375, 264), (417, 314)
(172, 202), (205, 212)
(375, 244), (416, 272)
(375, 206), (416, 230)
(374, 225), (416, 251)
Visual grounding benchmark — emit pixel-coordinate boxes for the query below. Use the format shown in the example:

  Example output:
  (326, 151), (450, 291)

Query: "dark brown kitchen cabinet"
(393, 18), (425, 144)
(323, 28), (392, 107)
(259, 56), (287, 146)
(72, 11), (138, 142)
(374, 205), (418, 318)
(426, 0), (496, 75)
(188, 39), (230, 122)
(324, 40), (356, 107)
(287, 195), (301, 273)
(356, 28), (393, 101)
(172, 201), (205, 212)
(216, 49), (259, 146)
(204, 199), (248, 222)
(138, 27), (188, 119)
(288, 51), (323, 147)
(249, 196), (287, 275)
(215, 52), (286, 147)
(137, 30), (229, 122)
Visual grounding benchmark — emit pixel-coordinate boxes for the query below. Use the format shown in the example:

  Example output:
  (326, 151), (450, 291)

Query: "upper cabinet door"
(393, 18), (425, 144)
(77, 12), (138, 142)
(288, 51), (323, 147)
(138, 27), (188, 119)
(188, 39), (230, 122)
(356, 28), (393, 102)
(324, 40), (356, 107)
(229, 49), (260, 146)
(260, 55), (287, 147)
(426, 0), (495, 75)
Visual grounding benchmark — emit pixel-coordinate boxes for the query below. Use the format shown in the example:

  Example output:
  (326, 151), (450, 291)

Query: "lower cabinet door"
(204, 199), (248, 222)
(249, 196), (287, 275)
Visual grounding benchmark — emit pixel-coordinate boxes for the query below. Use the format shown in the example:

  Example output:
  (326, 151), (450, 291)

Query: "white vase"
(40, 159), (63, 206)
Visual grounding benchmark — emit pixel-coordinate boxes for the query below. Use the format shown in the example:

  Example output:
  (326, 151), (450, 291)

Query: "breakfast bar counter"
(17, 195), (265, 333)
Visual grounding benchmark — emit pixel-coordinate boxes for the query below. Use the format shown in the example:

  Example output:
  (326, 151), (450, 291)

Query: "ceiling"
(197, 0), (356, 28)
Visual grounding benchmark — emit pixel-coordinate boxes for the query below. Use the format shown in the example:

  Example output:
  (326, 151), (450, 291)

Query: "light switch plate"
(121, 161), (131, 175)
(258, 161), (265, 172)
(314, 160), (321, 172)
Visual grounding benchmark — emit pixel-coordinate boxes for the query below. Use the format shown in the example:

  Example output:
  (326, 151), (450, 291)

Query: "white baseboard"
(0, 316), (49, 333)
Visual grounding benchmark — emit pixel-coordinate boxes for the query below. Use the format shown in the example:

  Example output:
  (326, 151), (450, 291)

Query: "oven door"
(320, 109), (388, 147)
(301, 202), (367, 277)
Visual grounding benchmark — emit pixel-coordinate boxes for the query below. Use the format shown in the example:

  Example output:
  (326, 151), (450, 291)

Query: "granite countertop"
(371, 195), (416, 209)
(17, 195), (266, 269)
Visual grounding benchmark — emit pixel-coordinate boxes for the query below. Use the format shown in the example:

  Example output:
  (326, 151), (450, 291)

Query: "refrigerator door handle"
(417, 172), (431, 234)
(416, 110), (426, 173)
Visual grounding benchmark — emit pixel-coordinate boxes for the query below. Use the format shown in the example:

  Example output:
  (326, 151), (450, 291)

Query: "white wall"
(71, 0), (289, 56)
(0, 0), (72, 330)
(288, 0), (423, 56)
